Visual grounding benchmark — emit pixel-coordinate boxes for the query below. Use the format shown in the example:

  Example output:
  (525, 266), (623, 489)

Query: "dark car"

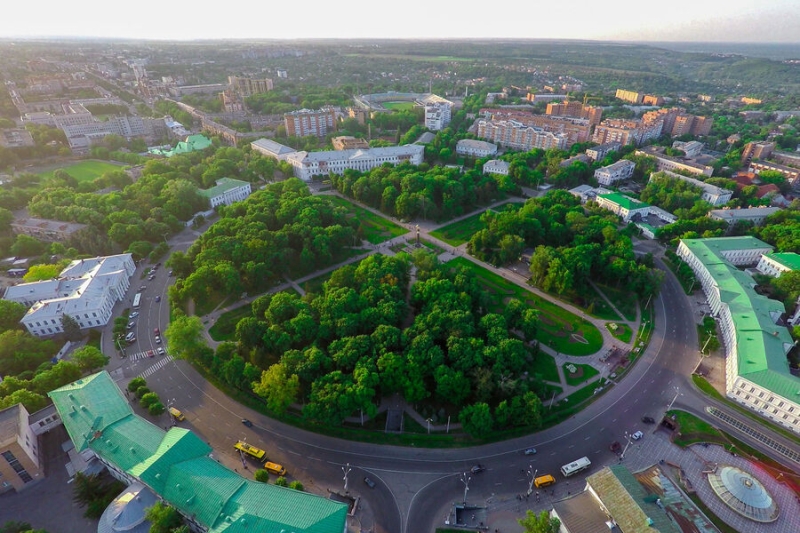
(470, 464), (486, 474)
(241, 419), (253, 427)
(363, 477), (376, 488)
(524, 447), (537, 455)
(155, 296), (161, 303)
(609, 441), (622, 453)
(641, 416), (656, 424)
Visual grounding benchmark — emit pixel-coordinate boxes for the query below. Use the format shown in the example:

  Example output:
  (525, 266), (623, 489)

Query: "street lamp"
(426, 418), (432, 434)
(527, 467), (537, 496)
(667, 387), (681, 411)
(620, 431), (633, 460)
(342, 463), (351, 494)
(459, 472), (471, 505)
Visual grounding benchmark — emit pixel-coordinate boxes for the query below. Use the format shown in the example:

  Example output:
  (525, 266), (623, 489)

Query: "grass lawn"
(430, 212), (486, 246)
(38, 159), (125, 183)
(208, 305), (253, 342)
(449, 257), (603, 356)
(594, 283), (638, 321)
(666, 409), (728, 447)
(606, 322), (633, 343)
(326, 196), (406, 244)
(584, 287), (622, 321)
(562, 363), (600, 386)
(382, 101), (416, 111)
(529, 351), (560, 382)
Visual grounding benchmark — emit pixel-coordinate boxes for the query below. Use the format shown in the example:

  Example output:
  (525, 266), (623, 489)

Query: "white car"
(129, 311), (139, 319)
(157, 347), (165, 356)
(631, 431), (644, 441)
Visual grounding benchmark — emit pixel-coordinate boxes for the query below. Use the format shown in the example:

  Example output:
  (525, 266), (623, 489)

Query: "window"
(2, 451), (33, 483)
(759, 392), (765, 398)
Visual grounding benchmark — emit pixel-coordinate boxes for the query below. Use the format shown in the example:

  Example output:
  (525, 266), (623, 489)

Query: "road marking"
(138, 356), (174, 378)
(584, 436), (591, 440)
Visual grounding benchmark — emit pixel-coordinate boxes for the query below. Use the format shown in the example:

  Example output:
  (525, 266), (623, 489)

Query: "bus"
(560, 456), (591, 477)
(132, 293), (142, 309)
(234, 441), (266, 461)
(264, 461), (287, 476)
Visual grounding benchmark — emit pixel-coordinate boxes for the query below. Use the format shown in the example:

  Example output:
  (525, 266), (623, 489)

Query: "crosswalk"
(128, 350), (158, 361)
(139, 355), (174, 379)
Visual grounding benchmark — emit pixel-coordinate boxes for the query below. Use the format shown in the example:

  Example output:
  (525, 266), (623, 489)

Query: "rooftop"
(765, 252), (800, 271)
(199, 177), (251, 199)
(598, 192), (650, 211)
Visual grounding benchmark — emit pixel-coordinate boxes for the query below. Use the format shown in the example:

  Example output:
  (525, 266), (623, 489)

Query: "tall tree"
(60, 314), (84, 341)
(519, 510), (560, 533)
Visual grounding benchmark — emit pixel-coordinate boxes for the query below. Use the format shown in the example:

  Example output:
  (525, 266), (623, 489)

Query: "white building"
(250, 138), (297, 161)
(199, 178), (252, 208)
(456, 139), (497, 158)
(708, 207), (781, 227)
(424, 102), (452, 131)
(585, 142), (621, 161)
(286, 145), (425, 181)
(594, 193), (651, 223)
(3, 254), (135, 337)
(672, 140), (704, 158)
(650, 171), (732, 206)
(594, 160), (635, 186)
(676, 237), (800, 435)
(756, 252), (800, 278)
(476, 119), (568, 151)
(483, 160), (510, 175)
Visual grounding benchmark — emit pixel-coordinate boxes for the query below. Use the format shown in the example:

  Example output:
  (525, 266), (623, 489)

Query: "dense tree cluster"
(639, 171), (713, 218)
(329, 162), (502, 222)
(755, 204), (800, 253)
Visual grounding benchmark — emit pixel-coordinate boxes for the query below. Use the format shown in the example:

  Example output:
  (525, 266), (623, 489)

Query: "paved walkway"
(480, 429), (800, 533)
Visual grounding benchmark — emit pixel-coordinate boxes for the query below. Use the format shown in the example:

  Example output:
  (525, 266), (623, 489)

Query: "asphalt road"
(100, 217), (800, 533)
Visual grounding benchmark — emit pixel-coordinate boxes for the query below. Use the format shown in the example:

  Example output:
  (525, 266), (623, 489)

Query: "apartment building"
(585, 142), (621, 162)
(741, 97), (763, 105)
(476, 119), (567, 151)
(672, 140), (704, 158)
(424, 101), (452, 131)
(594, 159), (635, 186)
(615, 89), (643, 104)
(478, 110), (591, 147)
(642, 94), (664, 106)
(756, 252), (800, 278)
(3, 254), (135, 337)
(642, 107), (713, 137)
(0, 404), (43, 494)
(676, 237), (800, 435)
(199, 178), (252, 208)
(286, 145), (425, 181)
(227, 75), (273, 97)
(592, 118), (663, 146)
(750, 160), (800, 184)
(636, 147), (714, 177)
(545, 100), (603, 125)
(284, 107), (337, 138)
(456, 139), (497, 158)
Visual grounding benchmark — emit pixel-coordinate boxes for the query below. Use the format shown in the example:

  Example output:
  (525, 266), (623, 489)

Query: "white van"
(125, 332), (136, 343)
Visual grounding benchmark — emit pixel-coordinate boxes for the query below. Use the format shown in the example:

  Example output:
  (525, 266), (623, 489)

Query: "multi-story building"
(4, 254), (135, 337)
(642, 94), (664, 106)
(636, 147), (714, 177)
(0, 128), (34, 148)
(773, 151), (800, 168)
(477, 110), (591, 147)
(615, 89), (643, 104)
(741, 96), (763, 105)
(650, 170), (732, 206)
(525, 93), (567, 103)
(0, 404), (43, 494)
(483, 160), (510, 175)
(10, 217), (87, 243)
(49, 371), (348, 533)
(456, 139), (497, 158)
(284, 107), (337, 138)
(749, 160), (800, 184)
(594, 193), (651, 222)
(199, 178), (252, 208)
(756, 252), (800, 278)
(227, 75), (273, 97)
(708, 206), (780, 227)
(545, 100), (603, 126)
(585, 142), (621, 162)
(740, 142), (775, 166)
(250, 138), (297, 161)
(424, 101), (452, 131)
(592, 118), (663, 146)
(676, 237), (800, 434)
(594, 159), (635, 186)
(286, 145), (425, 181)
(331, 136), (369, 150)
(476, 119), (567, 151)
(672, 140), (704, 158)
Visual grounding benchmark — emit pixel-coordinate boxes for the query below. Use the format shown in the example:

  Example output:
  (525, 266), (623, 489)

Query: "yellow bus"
(234, 441), (266, 461)
(264, 461), (287, 476)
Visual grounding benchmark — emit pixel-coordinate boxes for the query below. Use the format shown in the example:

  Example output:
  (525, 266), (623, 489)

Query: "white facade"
(708, 207), (780, 226)
(756, 253), (800, 278)
(200, 178), (252, 208)
(476, 119), (568, 151)
(250, 138), (297, 161)
(594, 160), (635, 186)
(456, 139), (497, 158)
(286, 145), (425, 181)
(424, 102), (452, 131)
(595, 194), (650, 223)
(651, 171), (732, 206)
(483, 160), (510, 175)
(4, 254), (135, 337)
(585, 142), (621, 161)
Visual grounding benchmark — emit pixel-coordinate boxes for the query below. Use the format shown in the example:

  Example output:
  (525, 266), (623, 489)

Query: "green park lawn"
(449, 257), (603, 356)
(38, 159), (125, 183)
(430, 203), (521, 246)
(382, 101), (416, 111)
(606, 322), (633, 343)
(208, 305), (253, 342)
(595, 283), (638, 321)
(326, 196), (407, 244)
(562, 362), (600, 386)
(529, 351), (560, 382)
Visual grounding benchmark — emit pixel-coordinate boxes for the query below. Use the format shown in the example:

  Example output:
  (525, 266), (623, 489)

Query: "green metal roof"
(199, 177), (250, 199)
(598, 192), (650, 210)
(680, 238), (799, 401)
(765, 252), (800, 272)
(49, 372), (348, 533)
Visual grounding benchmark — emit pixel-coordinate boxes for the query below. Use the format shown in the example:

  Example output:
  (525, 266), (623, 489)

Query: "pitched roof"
(49, 372), (348, 533)
(199, 177), (250, 199)
(765, 252), (800, 271)
(598, 192), (650, 210)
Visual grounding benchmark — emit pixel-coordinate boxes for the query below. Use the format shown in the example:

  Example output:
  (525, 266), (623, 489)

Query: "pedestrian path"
(138, 356), (174, 379)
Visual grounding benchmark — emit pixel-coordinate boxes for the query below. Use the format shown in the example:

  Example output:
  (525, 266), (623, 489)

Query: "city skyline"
(1, 0), (799, 43)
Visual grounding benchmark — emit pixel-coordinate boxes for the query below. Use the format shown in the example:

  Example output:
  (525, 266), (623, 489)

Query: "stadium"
(353, 91), (452, 113)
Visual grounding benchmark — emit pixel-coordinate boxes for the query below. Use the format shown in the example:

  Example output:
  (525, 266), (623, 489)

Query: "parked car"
(524, 448), (537, 455)
(148, 275), (155, 281)
(241, 419), (253, 427)
(127, 321), (135, 329)
(363, 477), (376, 488)
(129, 311), (139, 319)
(609, 441), (622, 453)
(157, 347), (165, 356)
(470, 464), (486, 474)
(139, 285), (146, 291)
(641, 416), (656, 424)
(631, 430), (644, 440)
(168, 270), (174, 276)
(155, 296), (161, 302)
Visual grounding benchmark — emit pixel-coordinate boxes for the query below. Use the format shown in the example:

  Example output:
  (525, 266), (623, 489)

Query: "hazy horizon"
(2, 0), (799, 45)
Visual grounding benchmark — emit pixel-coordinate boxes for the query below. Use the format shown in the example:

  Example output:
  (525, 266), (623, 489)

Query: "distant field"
(38, 160), (125, 183)
(382, 101), (416, 111)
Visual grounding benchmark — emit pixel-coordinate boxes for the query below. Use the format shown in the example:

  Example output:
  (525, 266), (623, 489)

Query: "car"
(127, 321), (135, 329)
(156, 262), (162, 267)
(155, 296), (161, 302)
(241, 418), (253, 427)
(139, 285), (147, 291)
(129, 311), (139, 319)
(154, 327), (160, 335)
(146, 350), (155, 358)
(641, 416), (656, 424)
(609, 441), (622, 453)
(470, 464), (486, 474)
(631, 430), (644, 440)
(524, 448), (537, 455)
(155, 335), (161, 344)
(148, 276), (155, 281)
(363, 477), (376, 488)
(157, 347), (165, 356)
(168, 270), (174, 276)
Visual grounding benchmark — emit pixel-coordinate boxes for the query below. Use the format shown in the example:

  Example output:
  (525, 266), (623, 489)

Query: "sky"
(1, 0), (799, 43)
